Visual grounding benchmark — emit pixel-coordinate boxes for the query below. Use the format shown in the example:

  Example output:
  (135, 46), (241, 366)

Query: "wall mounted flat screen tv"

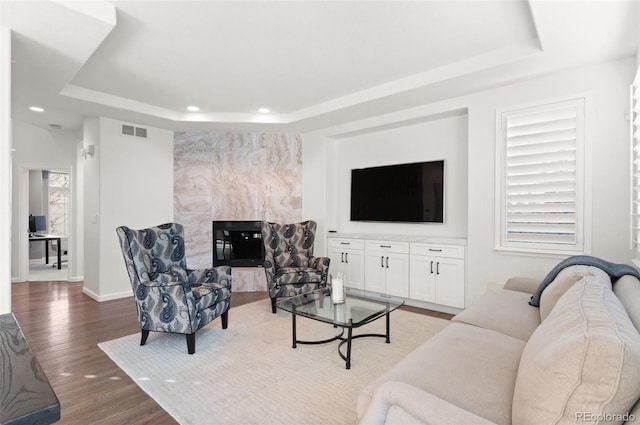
(350, 160), (444, 223)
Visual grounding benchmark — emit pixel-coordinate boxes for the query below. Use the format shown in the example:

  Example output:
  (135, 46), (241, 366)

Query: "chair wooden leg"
(271, 297), (277, 314)
(140, 329), (149, 346)
(221, 310), (228, 329)
(186, 333), (196, 355)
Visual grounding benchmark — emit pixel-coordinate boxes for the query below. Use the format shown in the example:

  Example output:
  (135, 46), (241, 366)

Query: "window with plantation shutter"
(631, 71), (640, 263)
(496, 97), (586, 254)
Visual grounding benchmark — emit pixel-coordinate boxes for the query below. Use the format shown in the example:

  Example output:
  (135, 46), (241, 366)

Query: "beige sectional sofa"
(357, 265), (640, 425)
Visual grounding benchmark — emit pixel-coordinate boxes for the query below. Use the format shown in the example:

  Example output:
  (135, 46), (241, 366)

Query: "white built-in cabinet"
(409, 243), (465, 308)
(327, 235), (465, 309)
(327, 238), (365, 290)
(364, 240), (409, 297)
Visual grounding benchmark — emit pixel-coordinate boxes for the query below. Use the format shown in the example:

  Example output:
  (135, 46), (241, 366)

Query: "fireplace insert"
(212, 220), (265, 267)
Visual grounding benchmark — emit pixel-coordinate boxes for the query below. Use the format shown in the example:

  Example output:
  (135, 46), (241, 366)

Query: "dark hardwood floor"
(11, 280), (451, 424)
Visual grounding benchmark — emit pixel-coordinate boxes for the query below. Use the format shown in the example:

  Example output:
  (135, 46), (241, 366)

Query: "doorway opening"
(27, 169), (70, 282)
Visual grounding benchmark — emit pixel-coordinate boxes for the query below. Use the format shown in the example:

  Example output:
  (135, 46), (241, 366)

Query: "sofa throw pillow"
(538, 266), (611, 321)
(512, 276), (640, 425)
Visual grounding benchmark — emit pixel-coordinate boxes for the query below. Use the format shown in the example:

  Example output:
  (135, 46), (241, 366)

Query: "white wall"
(10, 120), (80, 282)
(465, 58), (634, 304)
(637, 3), (640, 69)
(0, 25), (12, 314)
(328, 114), (468, 238)
(82, 117), (100, 296)
(303, 57), (635, 307)
(82, 117), (174, 301)
(301, 132), (328, 254)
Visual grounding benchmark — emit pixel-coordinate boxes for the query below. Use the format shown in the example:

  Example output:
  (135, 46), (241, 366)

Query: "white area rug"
(99, 301), (449, 425)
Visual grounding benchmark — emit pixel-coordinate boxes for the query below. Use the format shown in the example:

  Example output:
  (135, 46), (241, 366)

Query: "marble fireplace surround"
(174, 131), (303, 292)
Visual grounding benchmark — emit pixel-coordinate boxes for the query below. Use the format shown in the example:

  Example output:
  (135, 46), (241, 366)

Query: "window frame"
(495, 94), (591, 256)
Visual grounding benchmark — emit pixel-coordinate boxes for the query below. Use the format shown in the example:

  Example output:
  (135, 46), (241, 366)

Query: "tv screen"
(350, 160), (444, 223)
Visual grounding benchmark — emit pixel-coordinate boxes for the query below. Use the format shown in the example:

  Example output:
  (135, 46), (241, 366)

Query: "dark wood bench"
(0, 313), (60, 424)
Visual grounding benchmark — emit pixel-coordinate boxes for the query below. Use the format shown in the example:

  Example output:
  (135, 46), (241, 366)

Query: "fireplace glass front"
(212, 220), (264, 267)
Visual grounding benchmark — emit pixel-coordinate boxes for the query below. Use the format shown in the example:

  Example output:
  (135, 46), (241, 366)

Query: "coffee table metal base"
(291, 312), (391, 369)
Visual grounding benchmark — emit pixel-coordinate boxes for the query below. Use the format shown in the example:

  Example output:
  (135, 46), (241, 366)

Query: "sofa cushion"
(452, 289), (540, 341)
(539, 265), (611, 321)
(358, 323), (526, 424)
(512, 276), (640, 425)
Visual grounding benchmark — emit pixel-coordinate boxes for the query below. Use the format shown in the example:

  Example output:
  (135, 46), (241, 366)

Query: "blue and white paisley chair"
(261, 220), (330, 313)
(116, 223), (232, 354)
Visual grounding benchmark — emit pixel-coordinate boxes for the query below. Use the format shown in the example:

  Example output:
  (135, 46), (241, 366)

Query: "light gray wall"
(28, 170), (45, 259)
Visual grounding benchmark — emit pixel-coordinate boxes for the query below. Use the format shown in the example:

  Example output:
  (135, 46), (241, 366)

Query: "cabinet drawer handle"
(380, 256), (384, 267)
(380, 245), (392, 248)
(430, 261), (434, 274)
(341, 253), (344, 263)
(429, 248), (442, 252)
(340, 242), (350, 245)
(385, 256), (389, 268)
(345, 252), (349, 263)
(436, 262), (440, 275)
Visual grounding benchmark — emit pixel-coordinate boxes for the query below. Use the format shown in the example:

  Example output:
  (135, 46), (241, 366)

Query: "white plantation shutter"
(631, 74), (640, 261)
(498, 98), (585, 253)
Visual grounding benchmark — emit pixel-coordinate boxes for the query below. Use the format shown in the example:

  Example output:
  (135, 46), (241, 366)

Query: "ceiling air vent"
(121, 124), (148, 138)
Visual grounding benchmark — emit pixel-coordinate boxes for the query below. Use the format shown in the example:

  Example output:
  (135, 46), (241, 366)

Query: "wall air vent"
(135, 127), (147, 138)
(122, 124), (135, 136)
(121, 124), (148, 138)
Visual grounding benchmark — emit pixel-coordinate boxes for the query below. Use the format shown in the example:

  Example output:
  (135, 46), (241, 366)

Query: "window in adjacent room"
(48, 171), (69, 236)
(496, 96), (588, 255)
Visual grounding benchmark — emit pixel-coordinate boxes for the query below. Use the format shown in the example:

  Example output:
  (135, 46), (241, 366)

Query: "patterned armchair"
(116, 223), (232, 354)
(261, 220), (330, 313)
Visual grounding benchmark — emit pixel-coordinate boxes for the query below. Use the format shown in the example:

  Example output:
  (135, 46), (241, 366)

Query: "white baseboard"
(82, 287), (132, 302)
(68, 276), (83, 282)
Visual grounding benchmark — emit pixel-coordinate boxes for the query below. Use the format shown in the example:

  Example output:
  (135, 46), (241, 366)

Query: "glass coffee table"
(276, 287), (405, 369)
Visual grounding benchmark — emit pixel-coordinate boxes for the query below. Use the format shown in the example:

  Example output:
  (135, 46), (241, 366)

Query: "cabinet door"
(344, 249), (365, 290)
(327, 247), (346, 277)
(409, 255), (436, 303)
(384, 252), (409, 298)
(434, 257), (465, 308)
(364, 251), (386, 294)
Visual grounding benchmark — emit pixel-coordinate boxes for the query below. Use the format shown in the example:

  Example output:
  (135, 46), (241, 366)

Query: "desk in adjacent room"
(29, 235), (62, 270)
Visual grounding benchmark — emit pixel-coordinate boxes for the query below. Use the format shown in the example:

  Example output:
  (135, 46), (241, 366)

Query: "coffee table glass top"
(276, 287), (405, 328)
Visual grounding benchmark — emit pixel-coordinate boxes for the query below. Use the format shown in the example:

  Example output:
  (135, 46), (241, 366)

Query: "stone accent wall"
(174, 131), (302, 273)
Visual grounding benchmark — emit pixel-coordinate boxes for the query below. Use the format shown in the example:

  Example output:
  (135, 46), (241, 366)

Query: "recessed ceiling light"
(29, 106), (45, 112)
(187, 106), (200, 112)
(258, 108), (270, 113)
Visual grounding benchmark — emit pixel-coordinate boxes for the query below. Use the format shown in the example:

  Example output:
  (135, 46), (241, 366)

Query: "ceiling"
(2, 0), (638, 133)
